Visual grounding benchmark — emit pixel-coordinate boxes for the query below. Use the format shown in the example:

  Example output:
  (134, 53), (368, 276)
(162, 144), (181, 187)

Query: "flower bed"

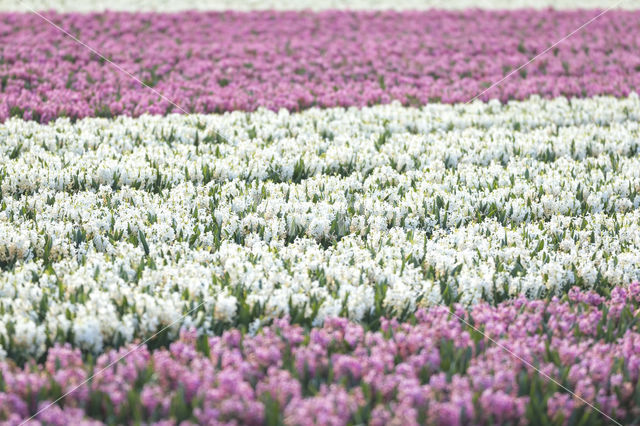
(2, 10), (640, 122)
(2, 284), (639, 425)
(1, 96), (640, 360)
(4, 1), (640, 424)
(2, 0), (638, 12)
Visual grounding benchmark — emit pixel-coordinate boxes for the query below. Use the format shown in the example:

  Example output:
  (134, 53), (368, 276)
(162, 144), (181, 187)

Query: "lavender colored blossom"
(0, 284), (639, 424)
(2, 10), (640, 122)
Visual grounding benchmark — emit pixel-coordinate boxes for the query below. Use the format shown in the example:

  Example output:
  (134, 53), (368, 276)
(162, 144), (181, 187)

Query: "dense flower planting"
(3, 0), (639, 12)
(2, 10), (640, 122)
(1, 96), (640, 361)
(1, 284), (639, 425)
(4, 1), (640, 424)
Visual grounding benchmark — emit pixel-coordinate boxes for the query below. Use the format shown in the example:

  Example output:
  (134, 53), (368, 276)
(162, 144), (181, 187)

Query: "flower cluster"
(1, 284), (640, 425)
(2, 9), (640, 122)
(2, 0), (639, 11)
(1, 95), (640, 359)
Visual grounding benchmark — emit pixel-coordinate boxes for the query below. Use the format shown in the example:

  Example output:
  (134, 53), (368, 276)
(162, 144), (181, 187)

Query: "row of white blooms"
(2, 0), (638, 11)
(1, 95), (640, 358)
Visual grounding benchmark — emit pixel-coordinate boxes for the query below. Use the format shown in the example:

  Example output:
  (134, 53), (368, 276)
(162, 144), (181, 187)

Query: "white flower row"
(2, 0), (638, 12)
(1, 95), (640, 358)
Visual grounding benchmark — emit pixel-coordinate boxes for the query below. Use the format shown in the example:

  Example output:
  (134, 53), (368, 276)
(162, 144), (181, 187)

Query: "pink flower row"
(2, 284), (640, 425)
(1, 9), (640, 122)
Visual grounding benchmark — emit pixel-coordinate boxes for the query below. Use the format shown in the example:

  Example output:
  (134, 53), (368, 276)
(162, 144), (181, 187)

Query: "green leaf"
(138, 229), (150, 256)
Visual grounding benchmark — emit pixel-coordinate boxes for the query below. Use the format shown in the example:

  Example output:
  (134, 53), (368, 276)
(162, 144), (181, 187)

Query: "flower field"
(3, 10), (640, 122)
(2, 286), (640, 424)
(1, 1), (640, 425)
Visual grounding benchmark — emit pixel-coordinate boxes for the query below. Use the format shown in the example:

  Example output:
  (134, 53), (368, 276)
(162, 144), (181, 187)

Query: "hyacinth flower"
(1, 10), (640, 122)
(2, 1), (640, 425)
(2, 0), (631, 11)
(0, 284), (638, 424)
(1, 96), (640, 357)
